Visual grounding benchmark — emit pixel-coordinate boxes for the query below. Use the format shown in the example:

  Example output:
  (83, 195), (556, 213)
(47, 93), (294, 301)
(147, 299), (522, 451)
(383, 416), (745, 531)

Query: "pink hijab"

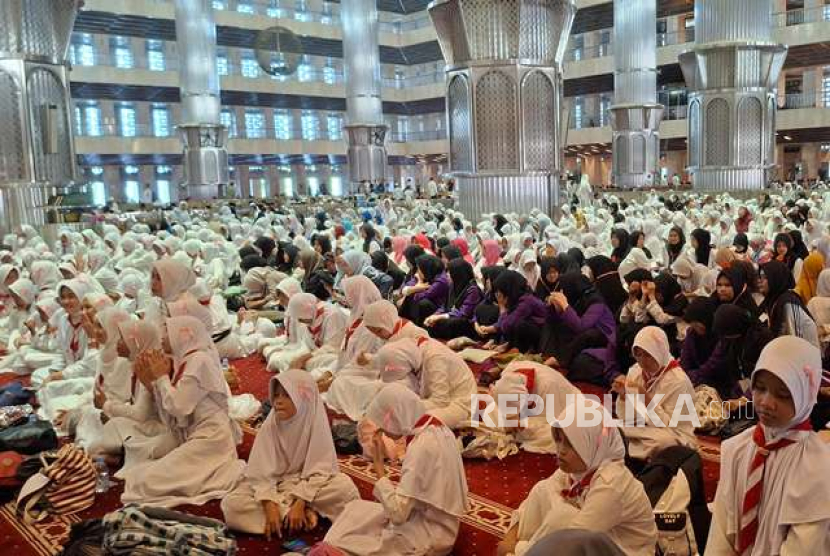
(482, 239), (502, 266)
(392, 236), (409, 265)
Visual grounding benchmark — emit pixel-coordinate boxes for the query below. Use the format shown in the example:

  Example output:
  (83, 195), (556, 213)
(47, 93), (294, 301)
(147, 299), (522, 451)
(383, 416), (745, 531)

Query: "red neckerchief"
(171, 349), (199, 385)
(343, 318), (362, 352)
(69, 318), (83, 357)
(514, 368), (536, 393)
(416, 336), (429, 347)
(307, 305), (326, 345)
(561, 469), (597, 500)
(391, 318), (409, 337)
(643, 359), (680, 393)
(198, 299), (211, 306)
(738, 420), (813, 554)
(406, 414), (444, 446)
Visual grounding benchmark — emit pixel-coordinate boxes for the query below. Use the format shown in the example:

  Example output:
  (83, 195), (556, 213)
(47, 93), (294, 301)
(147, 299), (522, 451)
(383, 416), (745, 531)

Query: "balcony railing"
(565, 6), (829, 63)
(75, 121), (447, 142)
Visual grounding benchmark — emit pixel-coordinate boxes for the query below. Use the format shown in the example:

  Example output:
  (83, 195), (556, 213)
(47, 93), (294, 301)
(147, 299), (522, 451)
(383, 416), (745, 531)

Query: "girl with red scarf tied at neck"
(707, 336), (830, 555)
(499, 397), (656, 556)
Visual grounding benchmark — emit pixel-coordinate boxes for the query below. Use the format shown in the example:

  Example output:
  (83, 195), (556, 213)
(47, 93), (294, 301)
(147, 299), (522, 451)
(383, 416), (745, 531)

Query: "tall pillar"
(174, 0), (229, 200)
(679, 0), (787, 190)
(429, 0), (576, 220)
(0, 0), (81, 232)
(342, 0), (388, 191)
(611, 0), (663, 189)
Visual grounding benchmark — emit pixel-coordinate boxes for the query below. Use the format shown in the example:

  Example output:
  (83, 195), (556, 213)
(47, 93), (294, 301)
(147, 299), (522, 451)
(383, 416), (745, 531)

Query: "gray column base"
(456, 174), (560, 221)
(690, 167), (770, 191)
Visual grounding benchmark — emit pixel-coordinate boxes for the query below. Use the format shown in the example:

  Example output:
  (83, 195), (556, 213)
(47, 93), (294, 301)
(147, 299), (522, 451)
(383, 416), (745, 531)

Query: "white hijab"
(552, 396), (626, 480)
(519, 249), (540, 290)
(342, 275), (382, 326)
(245, 370), (339, 489)
(362, 300), (400, 335)
(716, 336), (830, 555)
(366, 383), (469, 517)
(154, 259), (196, 302)
(166, 316), (229, 404)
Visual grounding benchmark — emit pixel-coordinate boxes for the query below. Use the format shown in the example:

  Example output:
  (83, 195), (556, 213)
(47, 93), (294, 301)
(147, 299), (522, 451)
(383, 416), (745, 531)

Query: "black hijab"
(760, 260), (809, 336)
(732, 233), (749, 254)
(789, 230), (809, 261)
(666, 226), (686, 264)
(690, 229), (712, 266)
(610, 229), (631, 263)
(482, 265), (507, 301)
(447, 258), (478, 309)
(558, 272), (604, 316)
(773, 233), (795, 270)
(493, 214), (508, 237)
(361, 223), (377, 253)
(683, 296), (717, 332)
(441, 245), (463, 263)
(653, 271), (688, 317)
(566, 248), (586, 270)
(493, 270), (530, 310)
(536, 256), (558, 299)
(415, 254), (445, 284)
(403, 245), (425, 279)
(241, 254), (268, 273)
(586, 255), (626, 315)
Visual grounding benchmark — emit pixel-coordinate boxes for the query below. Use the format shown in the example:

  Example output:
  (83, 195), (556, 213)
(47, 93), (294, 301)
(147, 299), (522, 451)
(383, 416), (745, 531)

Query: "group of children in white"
(0, 191), (827, 556)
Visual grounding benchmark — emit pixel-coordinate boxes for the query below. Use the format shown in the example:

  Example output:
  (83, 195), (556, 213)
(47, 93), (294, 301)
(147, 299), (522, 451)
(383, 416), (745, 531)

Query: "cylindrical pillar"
(174, 0), (228, 199)
(610, 0), (663, 189)
(342, 0), (387, 188)
(679, 0), (787, 190)
(429, 0), (576, 220)
(0, 0), (81, 232)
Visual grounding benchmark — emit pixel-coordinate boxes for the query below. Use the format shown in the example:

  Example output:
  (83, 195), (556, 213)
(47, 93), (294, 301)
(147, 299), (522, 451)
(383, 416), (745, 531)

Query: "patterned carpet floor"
(0, 355), (722, 555)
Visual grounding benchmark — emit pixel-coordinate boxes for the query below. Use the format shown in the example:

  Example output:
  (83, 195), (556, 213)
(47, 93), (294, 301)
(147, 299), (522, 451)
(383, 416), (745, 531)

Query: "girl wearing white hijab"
(317, 383), (469, 556)
(806, 268), (830, 351)
(121, 315), (244, 508)
(323, 300), (428, 421)
(221, 370), (359, 537)
(707, 336), (830, 555)
(613, 326), (697, 461)
(189, 279), (244, 360)
(375, 337), (477, 429)
(141, 259), (197, 324)
(500, 397), (656, 556)
(284, 293), (348, 379)
(518, 249), (540, 291)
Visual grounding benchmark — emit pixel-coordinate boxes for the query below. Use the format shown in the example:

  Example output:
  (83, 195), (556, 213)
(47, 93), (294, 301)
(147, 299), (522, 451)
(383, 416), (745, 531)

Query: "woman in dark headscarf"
(566, 247), (586, 271)
(313, 234), (332, 255)
(629, 231), (652, 259)
(714, 264), (759, 319)
(665, 226), (686, 267)
(254, 236), (277, 264)
(476, 265), (507, 327)
(772, 232), (795, 270)
(545, 272), (618, 386)
(689, 229), (712, 267)
(360, 223), (379, 253)
(371, 250), (405, 291)
(492, 214), (508, 237)
(439, 244), (463, 265)
(425, 259), (483, 340)
(732, 232), (749, 255)
(759, 260), (818, 344)
(276, 243), (299, 274)
(609, 229), (630, 265)
(535, 256), (559, 301)
(680, 297), (724, 388)
(402, 244), (425, 287)
(299, 249), (333, 300)
(398, 254), (448, 327)
(789, 229), (809, 261)
(477, 270), (547, 353)
(585, 255), (626, 315)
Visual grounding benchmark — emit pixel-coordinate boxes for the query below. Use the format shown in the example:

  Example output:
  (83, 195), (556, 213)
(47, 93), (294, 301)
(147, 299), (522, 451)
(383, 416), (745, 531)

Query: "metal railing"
(565, 6), (829, 63)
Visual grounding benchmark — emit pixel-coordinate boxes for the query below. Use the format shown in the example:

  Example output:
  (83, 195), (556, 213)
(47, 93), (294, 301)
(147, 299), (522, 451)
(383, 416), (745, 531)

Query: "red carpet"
(0, 355), (722, 556)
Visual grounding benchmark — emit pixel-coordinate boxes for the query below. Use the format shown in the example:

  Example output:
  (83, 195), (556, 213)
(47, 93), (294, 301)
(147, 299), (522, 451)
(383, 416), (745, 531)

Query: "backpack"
(17, 444), (97, 523)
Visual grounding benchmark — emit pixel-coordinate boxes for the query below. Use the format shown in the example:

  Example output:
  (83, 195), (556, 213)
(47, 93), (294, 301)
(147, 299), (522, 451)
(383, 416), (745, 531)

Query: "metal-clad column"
(610, 0), (662, 189)
(429, 0), (575, 220)
(679, 0), (787, 190)
(174, 0), (228, 199)
(0, 0), (80, 232)
(342, 0), (387, 189)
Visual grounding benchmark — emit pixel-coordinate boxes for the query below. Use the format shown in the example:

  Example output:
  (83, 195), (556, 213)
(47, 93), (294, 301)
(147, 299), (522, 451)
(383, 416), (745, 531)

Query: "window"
(147, 40), (166, 71)
(82, 102), (102, 136)
(212, 0), (226, 9)
(217, 52), (229, 76)
(301, 110), (318, 141)
(321, 1), (333, 24)
(221, 109), (237, 138)
(323, 60), (337, 84)
(330, 175), (343, 196)
(274, 110), (292, 140)
(156, 179), (171, 205)
(571, 35), (584, 61)
(124, 166), (140, 204)
(294, 0), (310, 21)
(241, 52), (260, 78)
(307, 175), (319, 196)
(599, 96), (611, 127)
(823, 71), (830, 107)
(90, 181), (106, 206)
(244, 109), (266, 139)
(72, 34), (96, 66)
(74, 106), (83, 136)
(573, 97), (584, 129)
(327, 113), (342, 140)
(112, 36), (134, 69)
(281, 177), (294, 197)
(117, 104), (137, 137)
(151, 104), (170, 137)
(237, 2), (255, 14)
(297, 56), (313, 82)
(394, 66), (405, 88)
(267, 0), (284, 17)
